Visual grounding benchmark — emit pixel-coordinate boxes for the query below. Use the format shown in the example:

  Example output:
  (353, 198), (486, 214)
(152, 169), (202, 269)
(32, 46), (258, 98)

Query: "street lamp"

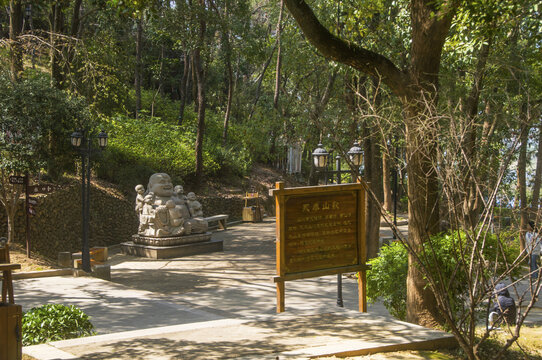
(312, 141), (364, 307)
(312, 143), (329, 169)
(70, 129), (108, 273)
(347, 142), (363, 168)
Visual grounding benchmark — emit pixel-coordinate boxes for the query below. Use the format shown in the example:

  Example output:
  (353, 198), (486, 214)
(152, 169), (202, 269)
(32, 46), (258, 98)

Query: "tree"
(0, 73), (88, 244)
(283, 0), (456, 327)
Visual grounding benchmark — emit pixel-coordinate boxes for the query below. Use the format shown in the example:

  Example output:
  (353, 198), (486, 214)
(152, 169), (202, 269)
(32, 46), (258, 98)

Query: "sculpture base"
(132, 232), (211, 246)
(120, 239), (223, 259)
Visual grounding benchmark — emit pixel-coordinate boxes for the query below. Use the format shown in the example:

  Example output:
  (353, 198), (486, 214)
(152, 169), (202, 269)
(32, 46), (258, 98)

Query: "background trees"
(1, 0), (542, 357)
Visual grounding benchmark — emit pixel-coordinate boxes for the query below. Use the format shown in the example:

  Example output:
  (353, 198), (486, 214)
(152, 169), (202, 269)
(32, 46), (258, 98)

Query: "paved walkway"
(13, 219), (538, 359)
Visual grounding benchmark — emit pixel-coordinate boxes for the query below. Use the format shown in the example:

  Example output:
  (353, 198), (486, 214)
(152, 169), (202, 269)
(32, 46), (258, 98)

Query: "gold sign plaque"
(284, 192), (358, 273)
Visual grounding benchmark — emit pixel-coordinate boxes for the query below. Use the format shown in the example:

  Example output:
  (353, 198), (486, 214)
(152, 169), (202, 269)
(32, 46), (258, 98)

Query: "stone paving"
(15, 218), (541, 359)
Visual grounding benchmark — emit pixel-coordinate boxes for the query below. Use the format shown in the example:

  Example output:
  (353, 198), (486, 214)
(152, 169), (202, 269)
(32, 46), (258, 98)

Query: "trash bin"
(243, 206), (262, 222)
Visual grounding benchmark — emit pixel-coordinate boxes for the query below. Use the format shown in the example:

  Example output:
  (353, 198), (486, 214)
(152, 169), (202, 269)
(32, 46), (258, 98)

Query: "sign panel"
(27, 184), (55, 194)
(28, 198), (38, 205)
(284, 192), (358, 274)
(9, 176), (26, 184)
(27, 205), (36, 216)
(272, 182), (367, 313)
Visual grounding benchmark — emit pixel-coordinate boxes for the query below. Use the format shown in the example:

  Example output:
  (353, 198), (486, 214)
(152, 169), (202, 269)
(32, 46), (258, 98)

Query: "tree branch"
(283, 0), (408, 98)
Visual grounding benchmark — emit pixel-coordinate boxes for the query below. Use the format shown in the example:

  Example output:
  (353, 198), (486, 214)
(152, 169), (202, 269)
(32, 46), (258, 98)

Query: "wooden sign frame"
(271, 181), (368, 313)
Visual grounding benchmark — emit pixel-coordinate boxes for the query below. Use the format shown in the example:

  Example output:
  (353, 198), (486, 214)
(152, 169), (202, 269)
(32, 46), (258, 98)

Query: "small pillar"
(92, 264), (111, 281)
(58, 252), (72, 268)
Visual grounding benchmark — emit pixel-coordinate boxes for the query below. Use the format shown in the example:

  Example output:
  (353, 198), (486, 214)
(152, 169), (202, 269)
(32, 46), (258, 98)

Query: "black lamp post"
(312, 141), (363, 307)
(70, 129), (108, 273)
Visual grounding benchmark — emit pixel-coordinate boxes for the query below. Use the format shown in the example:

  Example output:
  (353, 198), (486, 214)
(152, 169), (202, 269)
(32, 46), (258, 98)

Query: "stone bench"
(205, 214), (229, 230)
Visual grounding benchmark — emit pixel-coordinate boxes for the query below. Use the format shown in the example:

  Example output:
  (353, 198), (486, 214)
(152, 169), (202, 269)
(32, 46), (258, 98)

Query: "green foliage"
(22, 304), (95, 346)
(96, 113), (254, 188)
(127, 89), (181, 124)
(0, 71), (91, 179)
(367, 230), (521, 321)
(367, 241), (408, 320)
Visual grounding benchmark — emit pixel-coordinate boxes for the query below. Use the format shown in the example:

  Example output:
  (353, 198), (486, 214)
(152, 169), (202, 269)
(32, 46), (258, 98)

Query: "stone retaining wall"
(0, 183), (260, 260)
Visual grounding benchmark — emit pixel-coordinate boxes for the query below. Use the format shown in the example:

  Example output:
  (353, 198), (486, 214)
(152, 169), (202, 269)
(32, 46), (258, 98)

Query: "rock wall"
(0, 183), (262, 260)
(0, 183), (138, 259)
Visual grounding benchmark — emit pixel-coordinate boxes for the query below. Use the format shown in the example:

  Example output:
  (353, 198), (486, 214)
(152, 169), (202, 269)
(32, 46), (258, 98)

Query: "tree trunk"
(531, 118), (542, 212)
(461, 38), (492, 229)
(178, 52), (190, 125)
(382, 139), (393, 212)
(8, 0), (23, 81)
(363, 124), (383, 260)
(50, 2), (65, 88)
(404, 102), (442, 327)
(518, 113), (529, 252)
(247, 43), (276, 122)
(222, 0), (234, 146)
(135, 15), (143, 118)
(274, 0), (284, 110)
(194, 0), (206, 182)
(71, 0), (83, 36)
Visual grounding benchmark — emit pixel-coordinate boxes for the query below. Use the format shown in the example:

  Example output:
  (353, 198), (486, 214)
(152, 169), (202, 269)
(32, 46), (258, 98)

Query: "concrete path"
(10, 219), (466, 359)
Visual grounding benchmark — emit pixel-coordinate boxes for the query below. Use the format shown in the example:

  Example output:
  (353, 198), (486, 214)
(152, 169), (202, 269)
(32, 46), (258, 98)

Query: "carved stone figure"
(187, 192), (204, 218)
(135, 173), (207, 238)
(135, 184), (145, 215)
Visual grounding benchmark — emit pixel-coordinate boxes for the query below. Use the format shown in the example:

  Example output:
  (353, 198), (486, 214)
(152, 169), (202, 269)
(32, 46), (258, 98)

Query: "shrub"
(22, 304), (95, 346)
(367, 241), (408, 320)
(367, 230), (521, 321)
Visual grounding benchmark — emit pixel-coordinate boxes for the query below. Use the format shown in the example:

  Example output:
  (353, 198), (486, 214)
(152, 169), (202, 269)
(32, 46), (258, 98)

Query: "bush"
(367, 230), (521, 321)
(22, 304), (95, 346)
(367, 241), (408, 320)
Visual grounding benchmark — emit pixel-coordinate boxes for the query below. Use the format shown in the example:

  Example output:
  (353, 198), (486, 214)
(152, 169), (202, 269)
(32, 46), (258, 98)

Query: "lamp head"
(98, 130), (108, 149)
(70, 130), (83, 148)
(312, 143), (329, 169)
(347, 141), (363, 167)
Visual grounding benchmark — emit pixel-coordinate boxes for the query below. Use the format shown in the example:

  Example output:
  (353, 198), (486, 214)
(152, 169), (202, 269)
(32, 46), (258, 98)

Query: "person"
(488, 283), (516, 328)
(526, 221), (541, 280)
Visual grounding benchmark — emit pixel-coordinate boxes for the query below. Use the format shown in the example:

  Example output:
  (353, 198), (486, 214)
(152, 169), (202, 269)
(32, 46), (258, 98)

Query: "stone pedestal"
(121, 232), (223, 259)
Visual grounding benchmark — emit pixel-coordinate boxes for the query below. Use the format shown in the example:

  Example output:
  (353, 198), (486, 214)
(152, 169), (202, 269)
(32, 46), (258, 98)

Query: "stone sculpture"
(187, 192), (204, 218)
(134, 173), (208, 238)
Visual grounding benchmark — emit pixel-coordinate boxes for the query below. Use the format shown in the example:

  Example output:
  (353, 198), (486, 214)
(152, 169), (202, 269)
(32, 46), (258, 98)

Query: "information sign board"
(8, 176), (26, 185)
(271, 181), (367, 313)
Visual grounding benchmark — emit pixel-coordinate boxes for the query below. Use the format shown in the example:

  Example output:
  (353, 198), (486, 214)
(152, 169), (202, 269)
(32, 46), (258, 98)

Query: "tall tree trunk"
(8, 0), (23, 81)
(382, 138), (393, 212)
(461, 38), (492, 229)
(274, 0), (284, 110)
(362, 78), (384, 260)
(222, 0), (234, 146)
(71, 0), (83, 37)
(531, 118), (542, 212)
(178, 52), (190, 125)
(518, 109), (529, 252)
(247, 43), (276, 122)
(194, 0), (206, 182)
(135, 14), (143, 118)
(363, 127), (383, 260)
(50, 2), (65, 88)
